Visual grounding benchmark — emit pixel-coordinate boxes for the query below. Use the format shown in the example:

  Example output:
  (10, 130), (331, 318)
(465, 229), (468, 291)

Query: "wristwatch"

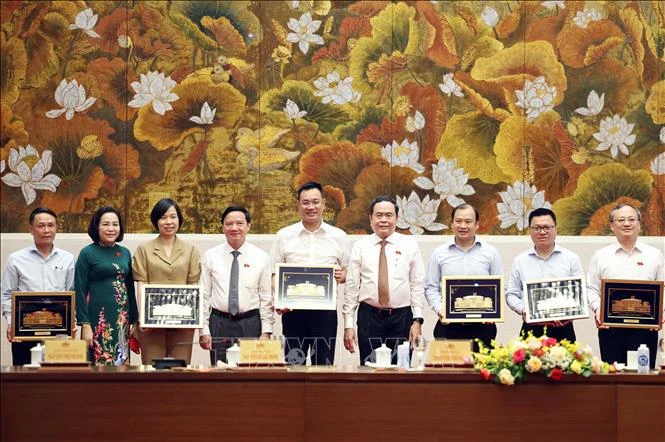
(413, 317), (424, 325)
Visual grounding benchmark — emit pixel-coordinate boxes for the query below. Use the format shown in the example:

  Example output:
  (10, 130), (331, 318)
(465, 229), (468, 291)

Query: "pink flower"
(542, 337), (557, 347)
(513, 348), (526, 364)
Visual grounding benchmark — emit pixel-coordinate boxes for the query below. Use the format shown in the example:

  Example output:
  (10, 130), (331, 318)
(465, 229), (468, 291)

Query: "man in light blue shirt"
(506, 208), (583, 342)
(1, 207), (75, 365)
(425, 204), (503, 351)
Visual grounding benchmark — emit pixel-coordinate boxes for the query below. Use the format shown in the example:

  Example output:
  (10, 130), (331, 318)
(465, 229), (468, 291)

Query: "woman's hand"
(81, 324), (93, 348)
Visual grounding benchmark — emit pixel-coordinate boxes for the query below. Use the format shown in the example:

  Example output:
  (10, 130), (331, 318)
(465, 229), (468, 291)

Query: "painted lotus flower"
(497, 181), (552, 231)
(413, 158), (475, 207)
(284, 99), (307, 120)
(286, 12), (324, 55)
(572, 9), (603, 29)
(593, 115), (635, 158)
(405, 110), (425, 132)
(313, 71), (361, 105)
(575, 90), (604, 117)
(189, 102), (216, 125)
(45, 79), (97, 120)
(1, 145), (61, 205)
(382, 139), (425, 173)
(396, 191), (446, 235)
(660, 127), (665, 144)
(439, 73), (464, 98)
(650, 152), (665, 175)
(541, 1), (565, 10)
(515, 76), (556, 122)
(68, 8), (101, 38)
(128, 71), (179, 115)
(481, 7), (499, 28)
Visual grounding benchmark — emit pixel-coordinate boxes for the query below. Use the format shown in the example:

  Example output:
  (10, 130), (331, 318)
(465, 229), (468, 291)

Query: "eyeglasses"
(612, 217), (638, 224)
(530, 225), (555, 233)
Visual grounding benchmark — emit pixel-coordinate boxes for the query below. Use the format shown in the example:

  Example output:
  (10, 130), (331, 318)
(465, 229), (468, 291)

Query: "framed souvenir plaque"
(523, 276), (589, 324)
(440, 276), (504, 323)
(11, 292), (76, 341)
(140, 284), (202, 328)
(599, 279), (663, 330)
(275, 264), (336, 310)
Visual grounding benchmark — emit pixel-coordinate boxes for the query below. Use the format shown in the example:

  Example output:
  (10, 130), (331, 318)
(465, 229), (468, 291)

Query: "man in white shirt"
(587, 204), (664, 367)
(425, 204), (503, 352)
(199, 206), (274, 365)
(343, 196), (425, 365)
(506, 208), (583, 342)
(2, 207), (75, 365)
(271, 182), (349, 366)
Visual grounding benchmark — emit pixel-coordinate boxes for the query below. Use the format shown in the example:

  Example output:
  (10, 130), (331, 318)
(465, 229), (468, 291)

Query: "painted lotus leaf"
(645, 80), (665, 124)
(1, 35), (27, 105)
(415, 1), (460, 68)
(557, 20), (625, 69)
(201, 16), (246, 56)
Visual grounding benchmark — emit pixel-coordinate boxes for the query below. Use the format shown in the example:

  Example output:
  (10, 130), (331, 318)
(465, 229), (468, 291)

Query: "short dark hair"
(296, 181), (323, 199)
(29, 207), (57, 224)
(221, 205), (251, 224)
(150, 198), (183, 231)
(368, 196), (398, 216)
(528, 207), (557, 225)
(451, 204), (478, 223)
(609, 203), (641, 222)
(88, 206), (125, 243)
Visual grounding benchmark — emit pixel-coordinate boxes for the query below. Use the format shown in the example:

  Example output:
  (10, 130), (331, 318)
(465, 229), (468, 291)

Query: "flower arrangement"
(473, 332), (612, 385)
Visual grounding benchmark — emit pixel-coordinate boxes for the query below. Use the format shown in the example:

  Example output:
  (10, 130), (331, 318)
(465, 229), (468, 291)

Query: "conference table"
(1, 366), (664, 442)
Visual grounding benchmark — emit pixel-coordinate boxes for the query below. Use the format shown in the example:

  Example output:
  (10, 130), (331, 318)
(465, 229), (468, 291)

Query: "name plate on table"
(440, 276), (504, 323)
(11, 292), (76, 341)
(426, 340), (473, 367)
(43, 340), (88, 363)
(140, 284), (202, 328)
(275, 264), (337, 310)
(599, 279), (663, 330)
(239, 339), (284, 365)
(523, 276), (589, 324)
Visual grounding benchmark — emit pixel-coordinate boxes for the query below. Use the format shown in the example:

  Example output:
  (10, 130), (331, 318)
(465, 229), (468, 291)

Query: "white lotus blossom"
(286, 12), (324, 55)
(650, 152), (665, 175)
(439, 73), (464, 97)
(515, 76), (556, 122)
(0, 160), (5, 173)
(572, 9), (603, 29)
(45, 79), (97, 120)
(189, 102), (216, 125)
(313, 71), (361, 105)
(118, 35), (132, 48)
(396, 191), (446, 235)
(406, 110), (425, 132)
(481, 7), (499, 27)
(128, 71), (179, 115)
(413, 158), (475, 207)
(575, 90), (604, 116)
(1, 145), (61, 205)
(660, 127), (665, 144)
(382, 139), (425, 173)
(593, 115), (636, 158)
(284, 99), (307, 120)
(541, 1), (565, 10)
(287, 1), (300, 10)
(68, 8), (100, 38)
(497, 181), (551, 231)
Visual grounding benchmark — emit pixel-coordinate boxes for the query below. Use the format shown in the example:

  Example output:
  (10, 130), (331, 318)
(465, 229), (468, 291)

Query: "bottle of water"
(637, 344), (650, 374)
(397, 342), (410, 371)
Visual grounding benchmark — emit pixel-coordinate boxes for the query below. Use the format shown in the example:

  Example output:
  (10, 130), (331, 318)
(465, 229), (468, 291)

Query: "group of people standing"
(2, 181), (663, 368)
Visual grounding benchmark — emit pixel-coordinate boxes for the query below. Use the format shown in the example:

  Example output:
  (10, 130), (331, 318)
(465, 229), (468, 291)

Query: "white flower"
(572, 9), (603, 29)
(382, 139), (425, 173)
(405, 110), (425, 132)
(286, 12), (324, 55)
(497, 181), (552, 231)
(593, 115), (636, 158)
(287, 1), (300, 9)
(439, 73), (464, 98)
(396, 191), (446, 235)
(660, 127), (665, 144)
(128, 71), (179, 115)
(413, 158), (475, 207)
(515, 76), (556, 122)
(313, 71), (360, 105)
(45, 79), (97, 120)
(541, 1), (565, 10)
(481, 7), (499, 27)
(0, 160), (5, 173)
(649, 152), (665, 175)
(189, 102), (216, 125)
(68, 8), (101, 38)
(118, 34), (132, 48)
(574, 90), (604, 116)
(284, 99), (307, 120)
(1, 145), (61, 205)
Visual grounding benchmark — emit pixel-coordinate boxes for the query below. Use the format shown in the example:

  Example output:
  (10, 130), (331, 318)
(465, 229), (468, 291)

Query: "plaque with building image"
(275, 264), (336, 310)
(11, 291), (76, 341)
(440, 276), (504, 323)
(599, 279), (663, 330)
(140, 284), (202, 328)
(523, 277), (589, 324)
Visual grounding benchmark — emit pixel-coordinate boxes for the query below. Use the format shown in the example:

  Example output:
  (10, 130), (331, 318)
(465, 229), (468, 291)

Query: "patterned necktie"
(378, 240), (389, 306)
(229, 250), (240, 315)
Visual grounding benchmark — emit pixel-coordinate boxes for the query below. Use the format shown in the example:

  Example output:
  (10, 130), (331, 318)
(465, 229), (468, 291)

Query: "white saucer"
(22, 364), (41, 369)
(366, 362), (397, 369)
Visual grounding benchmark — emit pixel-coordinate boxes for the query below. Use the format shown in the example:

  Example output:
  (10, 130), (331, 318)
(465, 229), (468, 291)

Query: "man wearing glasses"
(587, 204), (664, 367)
(506, 208), (583, 341)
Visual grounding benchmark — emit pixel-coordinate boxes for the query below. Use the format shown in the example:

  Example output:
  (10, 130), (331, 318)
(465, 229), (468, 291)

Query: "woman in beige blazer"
(132, 198), (201, 364)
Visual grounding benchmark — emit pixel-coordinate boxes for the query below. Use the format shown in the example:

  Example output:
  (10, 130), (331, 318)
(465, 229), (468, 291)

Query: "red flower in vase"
(549, 368), (563, 381)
